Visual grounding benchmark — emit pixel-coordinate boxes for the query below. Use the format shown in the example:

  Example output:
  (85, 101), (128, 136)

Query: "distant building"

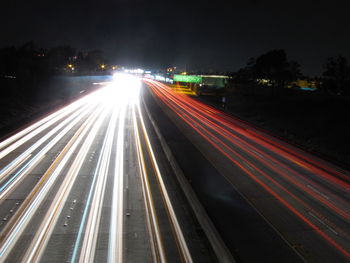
(287, 79), (317, 91)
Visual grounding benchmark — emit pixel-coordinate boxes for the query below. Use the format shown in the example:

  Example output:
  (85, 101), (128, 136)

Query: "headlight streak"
(145, 79), (350, 259)
(0, 154), (31, 189)
(0, 103), (97, 200)
(0, 103), (93, 184)
(21, 107), (108, 263)
(75, 106), (119, 263)
(0, 105), (105, 262)
(132, 104), (167, 263)
(0, 107), (77, 160)
(0, 89), (101, 154)
(136, 101), (193, 263)
(0, 76), (193, 262)
(107, 99), (126, 263)
(71, 108), (116, 262)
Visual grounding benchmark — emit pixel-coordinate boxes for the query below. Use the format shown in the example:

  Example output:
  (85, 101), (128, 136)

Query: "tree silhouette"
(322, 55), (350, 96)
(253, 49), (301, 88)
(234, 49), (301, 90)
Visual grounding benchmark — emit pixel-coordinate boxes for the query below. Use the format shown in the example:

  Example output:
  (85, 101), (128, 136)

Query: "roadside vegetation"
(0, 42), (109, 137)
(203, 49), (350, 166)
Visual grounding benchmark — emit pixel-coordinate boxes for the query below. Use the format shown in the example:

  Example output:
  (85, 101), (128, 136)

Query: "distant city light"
(144, 74), (154, 79)
(155, 75), (166, 81)
(124, 68), (144, 74)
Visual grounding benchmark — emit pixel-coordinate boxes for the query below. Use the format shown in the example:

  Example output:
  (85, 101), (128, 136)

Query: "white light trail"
(0, 75), (192, 263)
(0, 103), (93, 183)
(0, 106), (105, 262)
(21, 107), (108, 262)
(77, 106), (119, 263)
(0, 104), (97, 200)
(0, 89), (101, 154)
(132, 105), (166, 262)
(107, 73), (141, 263)
(137, 102), (193, 263)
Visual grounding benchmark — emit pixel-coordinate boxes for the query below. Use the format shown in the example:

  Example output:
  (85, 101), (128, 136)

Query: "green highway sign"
(173, 75), (202, 83)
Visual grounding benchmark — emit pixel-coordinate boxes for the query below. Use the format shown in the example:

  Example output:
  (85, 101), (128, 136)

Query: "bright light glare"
(99, 73), (141, 105)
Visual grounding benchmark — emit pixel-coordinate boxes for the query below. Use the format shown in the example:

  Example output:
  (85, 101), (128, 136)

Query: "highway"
(144, 79), (350, 263)
(0, 74), (215, 262)
(1, 74), (349, 263)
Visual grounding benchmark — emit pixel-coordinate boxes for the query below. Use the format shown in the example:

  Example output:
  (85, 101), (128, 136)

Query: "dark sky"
(1, 0), (350, 75)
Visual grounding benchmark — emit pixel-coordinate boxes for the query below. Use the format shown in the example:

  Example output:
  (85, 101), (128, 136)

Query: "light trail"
(107, 102), (126, 263)
(0, 75), (194, 262)
(71, 106), (117, 262)
(72, 106), (118, 263)
(0, 89), (102, 155)
(149, 82), (350, 221)
(137, 101), (193, 263)
(21, 106), (107, 263)
(145, 79), (350, 260)
(0, 104), (97, 200)
(0, 103), (94, 184)
(132, 104), (167, 262)
(0, 105), (105, 262)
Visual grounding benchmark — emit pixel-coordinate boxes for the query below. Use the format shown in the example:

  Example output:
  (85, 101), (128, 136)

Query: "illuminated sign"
(173, 75), (202, 83)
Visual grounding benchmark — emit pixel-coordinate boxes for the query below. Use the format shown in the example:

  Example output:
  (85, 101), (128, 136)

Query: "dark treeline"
(0, 41), (108, 80)
(202, 49), (350, 166)
(0, 41), (109, 133)
(0, 41), (108, 108)
(232, 49), (350, 97)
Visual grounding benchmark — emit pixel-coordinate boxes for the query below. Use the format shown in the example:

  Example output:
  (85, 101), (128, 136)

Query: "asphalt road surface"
(0, 75), (216, 262)
(144, 79), (350, 263)
(1, 74), (349, 263)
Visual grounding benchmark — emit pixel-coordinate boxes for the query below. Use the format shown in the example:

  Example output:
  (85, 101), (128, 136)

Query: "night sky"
(1, 0), (350, 75)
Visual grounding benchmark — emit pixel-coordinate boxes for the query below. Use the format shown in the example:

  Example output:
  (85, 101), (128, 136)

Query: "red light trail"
(144, 79), (350, 260)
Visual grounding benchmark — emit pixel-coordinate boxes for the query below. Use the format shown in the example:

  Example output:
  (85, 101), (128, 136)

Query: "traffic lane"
(1, 83), (196, 262)
(0, 102), (98, 202)
(140, 98), (218, 262)
(123, 107), (153, 263)
(146, 80), (350, 261)
(152, 81), (349, 198)
(142, 84), (304, 263)
(215, 111), (350, 183)
(5, 98), (201, 262)
(209, 131), (350, 261)
(180, 96), (350, 198)
(165, 82), (349, 197)
(0, 99), (95, 165)
(2, 142), (84, 262)
(135, 108), (186, 262)
(167, 88), (350, 257)
(0, 104), (106, 262)
(146, 82), (350, 262)
(0, 106), (97, 233)
(180, 108), (350, 230)
(39, 112), (112, 262)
